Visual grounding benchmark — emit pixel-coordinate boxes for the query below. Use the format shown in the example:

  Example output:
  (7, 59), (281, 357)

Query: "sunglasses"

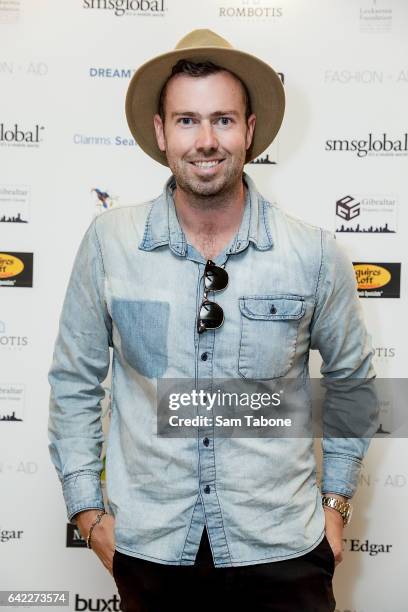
(197, 259), (229, 334)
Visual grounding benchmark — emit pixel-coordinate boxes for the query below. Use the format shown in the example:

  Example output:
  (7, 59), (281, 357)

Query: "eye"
(218, 117), (233, 126)
(177, 117), (194, 125)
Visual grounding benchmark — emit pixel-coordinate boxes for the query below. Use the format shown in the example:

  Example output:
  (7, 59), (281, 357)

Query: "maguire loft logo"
(0, 252), (33, 287)
(82, 0), (166, 17)
(353, 262), (401, 298)
(0, 321), (28, 349)
(335, 194), (396, 234)
(325, 133), (408, 157)
(0, 123), (45, 148)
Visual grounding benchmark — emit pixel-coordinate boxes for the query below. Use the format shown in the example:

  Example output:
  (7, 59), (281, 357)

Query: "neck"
(173, 178), (246, 260)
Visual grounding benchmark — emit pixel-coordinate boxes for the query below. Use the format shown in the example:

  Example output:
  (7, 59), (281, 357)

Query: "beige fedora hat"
(125, 28), (285, 166)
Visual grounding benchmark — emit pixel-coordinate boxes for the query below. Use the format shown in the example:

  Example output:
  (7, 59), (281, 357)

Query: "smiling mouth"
(189, 159), (225, 168)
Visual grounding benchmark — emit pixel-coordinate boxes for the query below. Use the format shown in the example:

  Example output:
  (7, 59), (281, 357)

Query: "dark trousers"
(112, 528), (336, 612)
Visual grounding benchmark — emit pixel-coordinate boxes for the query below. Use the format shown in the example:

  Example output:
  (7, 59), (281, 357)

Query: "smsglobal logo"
(0, 123), (45, 148)
(325, 133), (408, 157)
(82, 0), (166, 17)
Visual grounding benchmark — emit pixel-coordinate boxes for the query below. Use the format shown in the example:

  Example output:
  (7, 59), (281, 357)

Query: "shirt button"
(204, 485), (211, 494)
(200, 352), (208, 361)
(203, 437), (210, 447)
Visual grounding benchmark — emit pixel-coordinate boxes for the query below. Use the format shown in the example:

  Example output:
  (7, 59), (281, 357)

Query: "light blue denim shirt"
(48, 172), (375, 567)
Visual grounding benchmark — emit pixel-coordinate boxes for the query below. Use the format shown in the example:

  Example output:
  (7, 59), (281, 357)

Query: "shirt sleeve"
(48, 219), (112, 522)
(310, 229), (377, 499)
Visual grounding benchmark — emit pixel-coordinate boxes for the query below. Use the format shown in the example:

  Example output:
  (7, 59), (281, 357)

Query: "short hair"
(157, 59), (252, 123)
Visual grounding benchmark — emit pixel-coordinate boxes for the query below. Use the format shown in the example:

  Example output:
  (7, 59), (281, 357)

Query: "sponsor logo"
(218, 1), (283, 20)
(250, 72), (284, 165)
(0, 61), (48, 76)
(0, 528), (23, 542)
(359, 0), (392, 33)
(82, 0), (166, 17)
(66, 524), (87, 548)
(360, 466), (407, 488)
(325, 133), (408, 157)
(0, 383), (24, 421)
(92, 188), (118, 215)
(0, 460), (38, 474)
(353, 262), (400, 298)
(0, 252), (33, 287)
(324, 69), (408, 84)
(0, 123), (45, 148)
(73, 134), (136, 147)
(250, 151), (276, 165)
(0, 321), (28, 349)
(0, 185), (30, 223)
(74, 594), (121, 611)
(0, 0), (21, 23)
(89, 67), (134, 78)
(343, 538), (392, 555)
(336, 194), (397, 234)
(373, 346), (395, 359)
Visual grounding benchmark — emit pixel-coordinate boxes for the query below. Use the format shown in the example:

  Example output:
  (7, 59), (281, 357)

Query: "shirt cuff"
(62, 470), (105, 523)
(321, 454), (362, 499)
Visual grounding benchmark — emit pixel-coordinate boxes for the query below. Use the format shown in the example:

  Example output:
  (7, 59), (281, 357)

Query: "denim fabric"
(48, 172), (375, 567)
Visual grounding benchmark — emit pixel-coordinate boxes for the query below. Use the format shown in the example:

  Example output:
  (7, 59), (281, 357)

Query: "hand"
(323, 505), (344, 568)
(76, 510), (116, 575)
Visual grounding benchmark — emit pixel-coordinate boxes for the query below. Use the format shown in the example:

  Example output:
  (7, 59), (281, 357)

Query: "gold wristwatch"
(321, 496), (353, 526)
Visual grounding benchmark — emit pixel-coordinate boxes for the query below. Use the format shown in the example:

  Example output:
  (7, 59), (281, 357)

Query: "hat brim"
(125, 46), (285, 167)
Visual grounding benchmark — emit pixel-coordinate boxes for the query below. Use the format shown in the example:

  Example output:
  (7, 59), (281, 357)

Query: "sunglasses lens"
(198, 300), (224, 333)
(204, 262), (228, 291)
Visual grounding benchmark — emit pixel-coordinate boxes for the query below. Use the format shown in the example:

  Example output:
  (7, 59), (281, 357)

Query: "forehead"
(164, 70), (246, 113)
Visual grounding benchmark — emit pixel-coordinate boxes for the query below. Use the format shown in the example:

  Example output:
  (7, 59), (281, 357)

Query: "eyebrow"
(170, 110), (240, 119)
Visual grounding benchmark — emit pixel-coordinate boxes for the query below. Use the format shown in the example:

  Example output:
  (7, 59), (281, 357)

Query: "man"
(48, 29), (376, 612)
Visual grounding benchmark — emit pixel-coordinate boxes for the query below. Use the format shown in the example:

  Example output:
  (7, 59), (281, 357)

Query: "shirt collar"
(139, 171), (273, 256)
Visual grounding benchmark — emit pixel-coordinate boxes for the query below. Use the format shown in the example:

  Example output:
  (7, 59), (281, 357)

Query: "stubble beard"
(167, 150), (246, 205)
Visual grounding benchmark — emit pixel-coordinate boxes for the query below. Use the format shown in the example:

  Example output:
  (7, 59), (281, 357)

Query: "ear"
(153, 114), (166, 152)
(245, 113), (256, 151)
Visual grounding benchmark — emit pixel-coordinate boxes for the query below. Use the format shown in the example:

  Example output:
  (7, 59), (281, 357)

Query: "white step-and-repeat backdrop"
(1, 1), (407, 611)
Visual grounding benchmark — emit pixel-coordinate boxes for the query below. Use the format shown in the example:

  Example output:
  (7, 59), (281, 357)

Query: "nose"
(195, 120), (219, 153)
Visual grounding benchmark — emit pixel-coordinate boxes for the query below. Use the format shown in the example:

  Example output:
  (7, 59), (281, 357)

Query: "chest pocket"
(238, 294), (306, 380)
(112, 299), (169, 379)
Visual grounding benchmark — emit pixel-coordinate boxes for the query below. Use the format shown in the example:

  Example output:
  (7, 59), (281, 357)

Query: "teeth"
(193, 160), (221, 167)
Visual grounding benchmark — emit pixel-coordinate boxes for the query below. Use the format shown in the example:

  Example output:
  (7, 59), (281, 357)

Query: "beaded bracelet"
(86, 511), (107, 549)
